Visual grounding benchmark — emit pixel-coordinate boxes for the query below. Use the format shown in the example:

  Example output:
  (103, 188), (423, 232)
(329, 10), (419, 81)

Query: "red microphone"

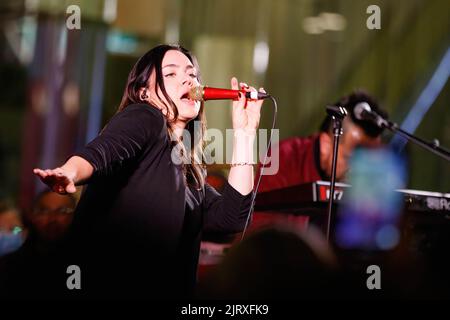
(189, 86), (270, 101)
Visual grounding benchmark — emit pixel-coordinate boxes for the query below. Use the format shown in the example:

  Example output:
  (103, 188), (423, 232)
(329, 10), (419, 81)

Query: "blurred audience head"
(28, 190), (77, 242)
(198, 225), (338, 299)
(0, 200), (26, 256)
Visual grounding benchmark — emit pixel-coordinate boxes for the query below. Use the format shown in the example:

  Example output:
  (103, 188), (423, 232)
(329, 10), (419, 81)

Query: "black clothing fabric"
(64, 104), (251, 298)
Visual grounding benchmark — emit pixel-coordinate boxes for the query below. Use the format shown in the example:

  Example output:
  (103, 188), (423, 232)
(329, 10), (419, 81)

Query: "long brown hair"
(118, 44), (206, 189)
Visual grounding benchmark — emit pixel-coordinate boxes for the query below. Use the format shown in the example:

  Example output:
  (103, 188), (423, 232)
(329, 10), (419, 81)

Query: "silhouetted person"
(0, 191), (76, 298)
(197, 226), (339, 299)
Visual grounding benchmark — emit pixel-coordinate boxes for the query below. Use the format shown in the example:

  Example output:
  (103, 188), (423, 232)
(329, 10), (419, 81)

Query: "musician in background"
(256, 90), (388, 193)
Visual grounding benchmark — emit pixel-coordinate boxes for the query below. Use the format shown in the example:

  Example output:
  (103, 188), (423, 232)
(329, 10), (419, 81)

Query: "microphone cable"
(240, 95), (278, 241)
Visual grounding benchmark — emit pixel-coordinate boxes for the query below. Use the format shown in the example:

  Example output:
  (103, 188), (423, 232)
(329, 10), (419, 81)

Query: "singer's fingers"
(66, 182), (77, 194)
(56, 184), (70, 195)
(46, 169), (60, 177)
(231, 77), (239, 90)
(231, 77), (246, 109)
(236, 91), (247, 108)
(55, 185), (64, 194)
(246, 86), (258, 102)
(259, 87), (266, 93)
(39, 170), (49, 178)
(247, 86), (264, 112)
(33, 168), (44, 176)
(240, 82), (249, 90)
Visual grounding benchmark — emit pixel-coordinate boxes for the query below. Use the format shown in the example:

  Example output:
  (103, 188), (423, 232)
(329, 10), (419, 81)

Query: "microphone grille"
(189, 86), (204, 101)
(354, 102), (371, 121)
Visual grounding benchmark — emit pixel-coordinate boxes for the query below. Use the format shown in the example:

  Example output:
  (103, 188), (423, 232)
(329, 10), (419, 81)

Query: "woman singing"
(33, 44), (264, 299)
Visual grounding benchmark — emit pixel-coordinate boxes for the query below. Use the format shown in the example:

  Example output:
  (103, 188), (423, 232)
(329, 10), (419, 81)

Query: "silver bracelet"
(230, 162), (255, 167)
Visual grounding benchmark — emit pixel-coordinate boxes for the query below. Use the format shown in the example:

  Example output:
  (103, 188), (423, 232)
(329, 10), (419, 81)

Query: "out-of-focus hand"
(33, 167), (77, 194)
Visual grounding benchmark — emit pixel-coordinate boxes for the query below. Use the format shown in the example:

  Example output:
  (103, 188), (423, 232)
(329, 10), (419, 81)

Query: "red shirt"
(249, 134), (326, 233)
(256, 134), (324, 193)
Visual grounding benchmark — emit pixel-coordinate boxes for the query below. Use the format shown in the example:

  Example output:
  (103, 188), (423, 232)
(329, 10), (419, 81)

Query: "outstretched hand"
(33, 167), (77, 194)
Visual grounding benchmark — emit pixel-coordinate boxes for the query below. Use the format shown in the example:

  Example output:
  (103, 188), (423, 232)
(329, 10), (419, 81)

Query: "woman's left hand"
(231, 77), (265, 132)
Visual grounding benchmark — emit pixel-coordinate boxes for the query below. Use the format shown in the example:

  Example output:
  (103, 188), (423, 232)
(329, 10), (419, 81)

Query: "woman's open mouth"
(180, 92), (196, 105)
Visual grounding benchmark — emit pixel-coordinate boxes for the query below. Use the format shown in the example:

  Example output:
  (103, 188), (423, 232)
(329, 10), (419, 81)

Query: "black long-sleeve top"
(67, 104), (251, 298)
